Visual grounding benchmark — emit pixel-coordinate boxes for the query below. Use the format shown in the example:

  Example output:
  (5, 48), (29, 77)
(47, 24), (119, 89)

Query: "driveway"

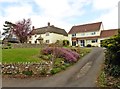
(2, 47), (104, 87)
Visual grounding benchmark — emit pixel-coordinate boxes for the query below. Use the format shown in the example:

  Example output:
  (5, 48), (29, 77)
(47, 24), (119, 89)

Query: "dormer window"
(72, 33), (76, 37)
(46, 32), (49, 36)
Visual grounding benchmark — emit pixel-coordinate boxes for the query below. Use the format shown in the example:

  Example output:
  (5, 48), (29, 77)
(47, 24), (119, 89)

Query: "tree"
(13, 19), (31, 43)
(2, 21), (16, 36)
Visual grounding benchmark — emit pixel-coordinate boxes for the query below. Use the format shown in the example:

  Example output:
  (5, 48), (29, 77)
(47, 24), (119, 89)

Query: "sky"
(0, 0), (119, 35)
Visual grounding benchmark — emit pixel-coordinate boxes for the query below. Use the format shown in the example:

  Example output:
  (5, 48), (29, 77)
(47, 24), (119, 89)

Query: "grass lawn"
(2, 47), (91, 63)
(2, 48), (42, 63)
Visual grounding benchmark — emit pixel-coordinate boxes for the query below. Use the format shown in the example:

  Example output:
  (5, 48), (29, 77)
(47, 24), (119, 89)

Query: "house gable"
(68, 22), (102, 34)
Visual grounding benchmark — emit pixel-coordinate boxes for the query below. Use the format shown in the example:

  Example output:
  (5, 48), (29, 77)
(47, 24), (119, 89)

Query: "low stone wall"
(12, 43), (46, 48)
(2, 43), (48, 49)
(2, 62), (52, 78)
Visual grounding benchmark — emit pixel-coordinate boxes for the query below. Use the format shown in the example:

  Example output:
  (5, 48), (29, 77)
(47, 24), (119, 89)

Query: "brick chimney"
(48, 22), (50, 26)
(32, 26), (35, 30)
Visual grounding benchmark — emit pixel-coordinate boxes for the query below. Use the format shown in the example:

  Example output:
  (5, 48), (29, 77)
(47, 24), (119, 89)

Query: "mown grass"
(2, 48), (42, 63)
(2, 47), (91, 63)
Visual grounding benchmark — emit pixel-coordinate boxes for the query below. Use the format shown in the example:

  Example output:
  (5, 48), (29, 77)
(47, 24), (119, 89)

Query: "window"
(29, 36), (31, 38)
(80, 40), (85, 47)
(35, 35), (37, 37)
(46, 40), (49, 43)
(92, 39), (98, 43)
(81, 33), (85, 36)
(46, 32), (49, 36)
(35, 40), (37, 44)
(91, 32), (96, 35)
(29, 41), (31, 43)
(72, 41), (76, 46)
(72, 34), (76, 37)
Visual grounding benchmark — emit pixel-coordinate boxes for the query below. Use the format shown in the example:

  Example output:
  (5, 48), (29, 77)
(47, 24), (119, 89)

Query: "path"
(2, 47), (104, 87)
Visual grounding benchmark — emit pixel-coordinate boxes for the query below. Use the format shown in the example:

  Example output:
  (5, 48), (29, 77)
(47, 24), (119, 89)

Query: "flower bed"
(41, 47), (80, 63)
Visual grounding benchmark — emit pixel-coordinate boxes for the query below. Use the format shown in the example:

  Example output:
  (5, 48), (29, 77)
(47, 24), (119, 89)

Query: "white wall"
(28, 33), (68, 44)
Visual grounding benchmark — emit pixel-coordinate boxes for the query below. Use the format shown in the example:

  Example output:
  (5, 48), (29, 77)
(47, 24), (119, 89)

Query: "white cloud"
(92, 0), (119, 10)
(5, 5), (32, 19)
(0, 0), (18, 3)
(34, 0), (88, 19)
(93, 7), (118, 30)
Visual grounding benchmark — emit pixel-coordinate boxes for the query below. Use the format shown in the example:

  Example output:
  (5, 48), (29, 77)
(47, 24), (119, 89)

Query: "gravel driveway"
(2, 47), (104, 87)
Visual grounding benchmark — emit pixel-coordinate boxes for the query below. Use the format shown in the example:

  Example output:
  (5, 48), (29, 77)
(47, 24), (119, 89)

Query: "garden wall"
(12, 43), (46, 48)
(2, 43), (48, 48)
(2, 62), (51, 78)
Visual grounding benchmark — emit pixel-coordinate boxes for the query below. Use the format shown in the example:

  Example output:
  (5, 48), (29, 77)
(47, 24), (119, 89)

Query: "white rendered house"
(28, 22), (68, 44)
(68, 22), (118, 47)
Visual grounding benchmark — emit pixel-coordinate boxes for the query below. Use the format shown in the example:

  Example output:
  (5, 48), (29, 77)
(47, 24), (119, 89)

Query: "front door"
(80, 40), (85, 47)
(72, 41), (76, 46)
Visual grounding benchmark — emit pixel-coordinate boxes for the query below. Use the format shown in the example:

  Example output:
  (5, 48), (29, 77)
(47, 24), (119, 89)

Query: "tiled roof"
(30, 25), (68, 36)
(68, 22), (102, 34)
(100, 29), (118, 38)
(75, 36), (100, 40)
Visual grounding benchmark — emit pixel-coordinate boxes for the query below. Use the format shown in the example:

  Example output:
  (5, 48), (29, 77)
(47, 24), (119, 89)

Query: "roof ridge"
(74, 22), (102, 27)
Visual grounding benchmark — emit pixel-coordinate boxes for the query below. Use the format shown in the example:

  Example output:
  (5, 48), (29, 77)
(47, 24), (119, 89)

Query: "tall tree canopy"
(2, 21), (16, 36)
(13, 19), (31, 43)
(2, 19), (32, 43)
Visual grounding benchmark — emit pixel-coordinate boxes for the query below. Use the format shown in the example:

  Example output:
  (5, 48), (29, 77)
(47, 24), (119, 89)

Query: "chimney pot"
(48, 22), (50, 26)
(32, 26), (35, 30)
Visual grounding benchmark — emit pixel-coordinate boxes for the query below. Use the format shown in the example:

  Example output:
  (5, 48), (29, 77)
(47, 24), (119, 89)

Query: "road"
(2, 47), (104, 87)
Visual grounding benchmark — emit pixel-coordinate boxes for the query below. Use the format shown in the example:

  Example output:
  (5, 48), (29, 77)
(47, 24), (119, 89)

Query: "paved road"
(2, 47), (104, 87)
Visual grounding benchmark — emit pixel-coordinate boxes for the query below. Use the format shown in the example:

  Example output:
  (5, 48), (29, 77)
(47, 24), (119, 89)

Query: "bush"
(22, 70), (33, 76)
(102, 34), (120, 77)
(41, 47), (80, 63)
(63, 40), (69, 46)
(60, 65), (66, 70)
(86, 44), (91, 47)
(50, 68), (61, 74)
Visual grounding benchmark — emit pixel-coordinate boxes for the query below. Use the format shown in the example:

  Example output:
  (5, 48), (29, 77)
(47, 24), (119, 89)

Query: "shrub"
(60, 65), (66, 70)
(50, 68), (61, 74)
(22, 70), (33, 76)
(102, 34), (120, 77)
(86, 44), (91, 47)
(41, 47), (80, 63)
(63, 40), (69, 46)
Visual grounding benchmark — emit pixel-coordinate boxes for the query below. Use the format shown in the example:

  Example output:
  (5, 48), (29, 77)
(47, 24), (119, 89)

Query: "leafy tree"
(13, 18), (31, 43)
(2, 21), (16, 36)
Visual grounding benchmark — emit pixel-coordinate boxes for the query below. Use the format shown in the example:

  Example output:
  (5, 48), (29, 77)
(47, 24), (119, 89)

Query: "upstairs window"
(72, 33), (76, 37)
(91, 32), (96, 35)
(81, 33), (85, 36)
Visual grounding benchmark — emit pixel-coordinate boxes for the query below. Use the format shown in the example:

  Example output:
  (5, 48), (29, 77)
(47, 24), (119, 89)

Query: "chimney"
(48, 22), (50, 26)
(32, 26), (35, 30)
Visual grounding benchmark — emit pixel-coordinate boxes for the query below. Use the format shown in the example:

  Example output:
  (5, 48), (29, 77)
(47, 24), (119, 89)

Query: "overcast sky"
(0, 0), (119, 33)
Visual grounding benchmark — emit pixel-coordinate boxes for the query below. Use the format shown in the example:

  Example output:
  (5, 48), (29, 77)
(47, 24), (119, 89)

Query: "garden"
(2, 46), (91, 78)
